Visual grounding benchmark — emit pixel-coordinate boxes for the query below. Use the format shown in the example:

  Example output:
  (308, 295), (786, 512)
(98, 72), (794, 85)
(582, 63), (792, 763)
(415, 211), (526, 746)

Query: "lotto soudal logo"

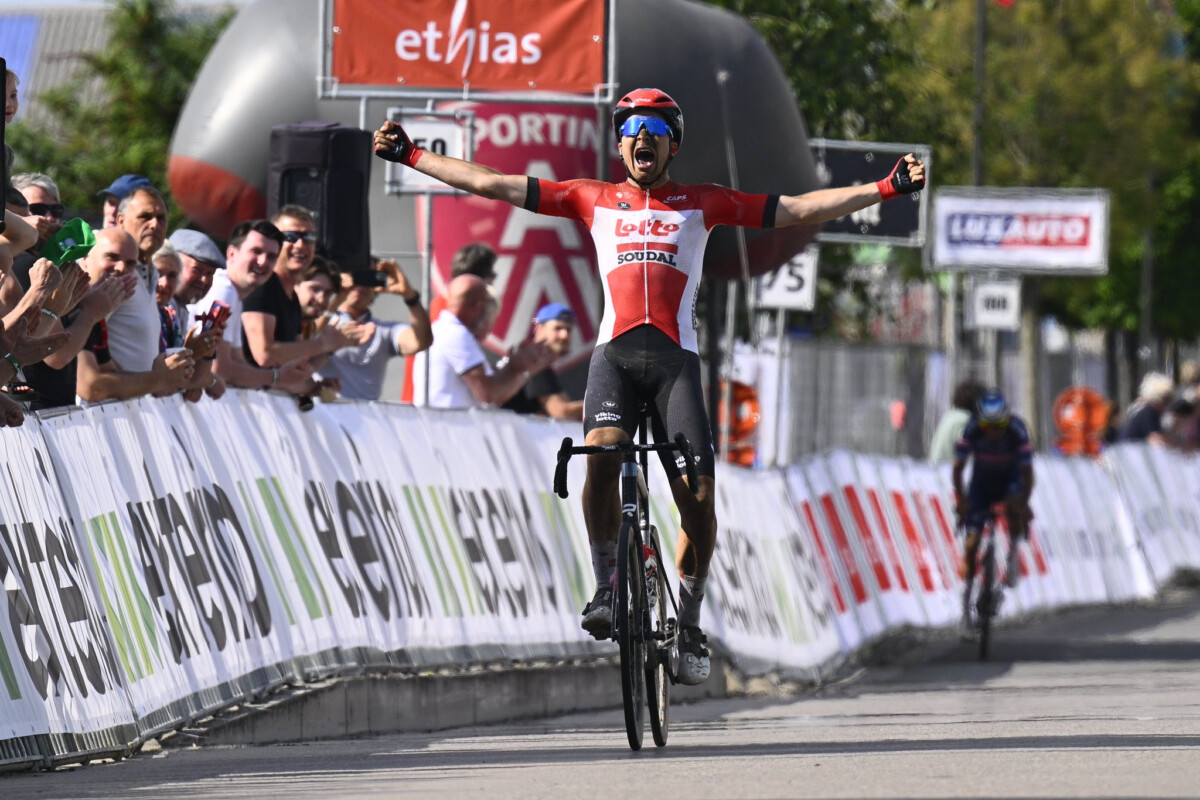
(395, 0), (543, 78)
(618, 202), (631, 210)
(614, 219), (680, 238)
(616, 242), (679, 267)
(947, 213), (1091, 248)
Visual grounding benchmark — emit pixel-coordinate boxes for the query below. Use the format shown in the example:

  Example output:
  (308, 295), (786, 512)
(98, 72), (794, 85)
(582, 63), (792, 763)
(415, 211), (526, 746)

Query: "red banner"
(331, 0), (608, 95)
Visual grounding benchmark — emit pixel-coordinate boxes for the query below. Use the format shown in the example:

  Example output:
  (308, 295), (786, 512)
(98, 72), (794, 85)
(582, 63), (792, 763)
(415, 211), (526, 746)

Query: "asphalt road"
(4, 587), (1200, 800)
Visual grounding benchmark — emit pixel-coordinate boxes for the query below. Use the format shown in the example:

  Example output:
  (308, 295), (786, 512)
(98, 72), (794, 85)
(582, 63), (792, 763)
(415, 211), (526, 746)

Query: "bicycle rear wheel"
(644, 527), (671, 747)
(977, 540), (995, 661)
(616, 518), (646, 750)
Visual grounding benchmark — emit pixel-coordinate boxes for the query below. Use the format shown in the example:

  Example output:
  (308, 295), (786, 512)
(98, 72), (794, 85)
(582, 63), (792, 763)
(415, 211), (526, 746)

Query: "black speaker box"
(267, 121), (372, 272)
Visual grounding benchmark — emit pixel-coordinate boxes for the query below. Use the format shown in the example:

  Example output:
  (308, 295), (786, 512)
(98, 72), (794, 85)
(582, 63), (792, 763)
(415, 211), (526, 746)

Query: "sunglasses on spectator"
(619, 115), (673, 139)
(29, 202), (66, 219)
(282, 230), (317, 244)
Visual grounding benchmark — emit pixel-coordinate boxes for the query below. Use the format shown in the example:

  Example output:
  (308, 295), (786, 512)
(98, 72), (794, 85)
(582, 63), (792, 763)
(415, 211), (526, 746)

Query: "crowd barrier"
(0, 392), (1193, 769)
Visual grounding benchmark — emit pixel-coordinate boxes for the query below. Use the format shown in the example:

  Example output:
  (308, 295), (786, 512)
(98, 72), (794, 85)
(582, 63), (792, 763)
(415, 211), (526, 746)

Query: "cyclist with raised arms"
(374, 88), (925, 685)
(952, 388), (1035, 632)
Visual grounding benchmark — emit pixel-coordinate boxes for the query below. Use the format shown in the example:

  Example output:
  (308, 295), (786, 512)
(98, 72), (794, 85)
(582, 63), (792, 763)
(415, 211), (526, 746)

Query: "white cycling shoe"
(676, 625), (711, 685)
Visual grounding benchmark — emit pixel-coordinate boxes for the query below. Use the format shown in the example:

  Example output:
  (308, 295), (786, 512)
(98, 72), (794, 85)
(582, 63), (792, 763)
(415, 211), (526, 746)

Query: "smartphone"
(199, 300), (232, 334)
(350, 269), (388, 288)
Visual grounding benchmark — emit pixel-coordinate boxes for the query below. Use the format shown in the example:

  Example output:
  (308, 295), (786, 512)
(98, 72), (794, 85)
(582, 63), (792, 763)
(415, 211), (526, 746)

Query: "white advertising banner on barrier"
(0, 389), (1186, 763)
(0, 419), (134, 738)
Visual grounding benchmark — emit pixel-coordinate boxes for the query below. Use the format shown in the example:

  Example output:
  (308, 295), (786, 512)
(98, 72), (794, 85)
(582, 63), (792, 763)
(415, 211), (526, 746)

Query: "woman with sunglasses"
(951, 389), (1036, 631)
(374, 87), (925, 686)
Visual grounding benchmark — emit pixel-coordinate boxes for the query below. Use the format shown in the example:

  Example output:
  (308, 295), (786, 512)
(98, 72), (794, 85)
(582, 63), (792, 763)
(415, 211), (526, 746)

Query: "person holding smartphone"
(316, 257), (432, 402)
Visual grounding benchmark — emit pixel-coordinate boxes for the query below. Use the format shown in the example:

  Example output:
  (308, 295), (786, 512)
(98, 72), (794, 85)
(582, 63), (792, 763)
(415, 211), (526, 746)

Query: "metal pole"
(420, 189), (434, 406)
(771, 308), (788, 466)
(716, 69), (752, 460)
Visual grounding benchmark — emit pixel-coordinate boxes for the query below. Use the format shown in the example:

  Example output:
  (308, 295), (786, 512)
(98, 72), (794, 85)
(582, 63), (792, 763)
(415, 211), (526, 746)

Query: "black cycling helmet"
(976, 388), (1011, 427)
(612, 88), (684, 147)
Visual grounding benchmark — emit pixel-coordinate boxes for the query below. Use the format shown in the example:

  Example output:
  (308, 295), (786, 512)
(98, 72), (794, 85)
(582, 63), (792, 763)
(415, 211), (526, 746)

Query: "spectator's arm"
(0, 211), (37, 255)
(76, 350), (193, 403)
(242, 309), (353, 366)
(394, 301), (433, 356)
(541, 394), (584, 421)
(460, 359), (539, 407)
(213, 337), (314, 391)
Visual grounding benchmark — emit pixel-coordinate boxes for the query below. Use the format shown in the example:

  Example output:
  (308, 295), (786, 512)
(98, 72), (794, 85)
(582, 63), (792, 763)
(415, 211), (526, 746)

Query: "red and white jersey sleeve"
(532, 178), (776, 353)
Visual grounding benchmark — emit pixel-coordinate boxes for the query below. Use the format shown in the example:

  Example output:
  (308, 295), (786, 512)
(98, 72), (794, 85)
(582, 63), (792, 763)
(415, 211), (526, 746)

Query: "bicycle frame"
(553, 414), (698, 750)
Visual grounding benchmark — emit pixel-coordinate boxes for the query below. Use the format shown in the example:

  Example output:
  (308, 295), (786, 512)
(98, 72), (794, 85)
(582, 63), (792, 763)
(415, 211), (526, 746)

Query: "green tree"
(896, 0), (1199, 341)
(8, 0), (233, 222)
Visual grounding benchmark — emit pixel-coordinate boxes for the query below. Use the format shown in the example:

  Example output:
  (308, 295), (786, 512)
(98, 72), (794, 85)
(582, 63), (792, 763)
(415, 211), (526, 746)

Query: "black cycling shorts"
(583, 325), (715, 479)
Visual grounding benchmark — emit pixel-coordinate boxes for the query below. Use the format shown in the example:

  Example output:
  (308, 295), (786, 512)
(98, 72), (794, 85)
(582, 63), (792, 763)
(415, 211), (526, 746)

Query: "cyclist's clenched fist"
(373, 120), (423, 168)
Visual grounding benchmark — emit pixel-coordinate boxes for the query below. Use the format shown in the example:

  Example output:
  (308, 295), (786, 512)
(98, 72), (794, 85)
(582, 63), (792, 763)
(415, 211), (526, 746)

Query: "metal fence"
(762, 335), (1108, 464)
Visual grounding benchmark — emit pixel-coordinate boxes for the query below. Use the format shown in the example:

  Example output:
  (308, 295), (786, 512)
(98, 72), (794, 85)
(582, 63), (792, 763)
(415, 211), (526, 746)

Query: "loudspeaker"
(267, 121), (372, 272)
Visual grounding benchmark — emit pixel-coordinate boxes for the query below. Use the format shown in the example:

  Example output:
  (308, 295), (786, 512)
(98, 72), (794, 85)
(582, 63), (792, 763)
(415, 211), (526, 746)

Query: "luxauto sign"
(931, 188), (1110, 274)
(331, 0), (608, 95)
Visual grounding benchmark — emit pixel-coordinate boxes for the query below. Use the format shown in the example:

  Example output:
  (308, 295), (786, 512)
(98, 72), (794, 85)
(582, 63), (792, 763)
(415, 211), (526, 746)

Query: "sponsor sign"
(810, 139), (930, 247)
(326, 0), (611, 100)
(385, 109), (474, 194)
(758, 246), (817, 311)
(965, 277), (1022, 331)
(930, 187), (1110, 274)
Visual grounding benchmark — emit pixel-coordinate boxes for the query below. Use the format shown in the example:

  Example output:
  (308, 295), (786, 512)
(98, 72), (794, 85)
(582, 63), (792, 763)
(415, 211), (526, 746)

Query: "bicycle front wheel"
(644, 526), (671, 747)
(616, 518), (646, 750)
(978, 541), (995, 661)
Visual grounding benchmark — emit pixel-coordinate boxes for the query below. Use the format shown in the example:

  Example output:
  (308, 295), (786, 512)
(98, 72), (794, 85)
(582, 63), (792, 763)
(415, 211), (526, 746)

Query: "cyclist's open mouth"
(634, 146), (657, 170)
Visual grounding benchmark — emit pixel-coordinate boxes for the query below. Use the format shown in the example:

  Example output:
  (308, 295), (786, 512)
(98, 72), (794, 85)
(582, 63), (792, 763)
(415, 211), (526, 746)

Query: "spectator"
(152, 240), (184, 350)
(11, 173), (64, 264)
(0, 304), (72, 425)
(929, 379), (984, 462)
(168, 228), (224, 333)
(1118, 372), (1175, 445)
(401, 241), (497, 403)
(4, 69), (21, 217)
(242, 204), (365, 368)
(68, 227), (195, 404)
(318, 259), (432, 401)
(296, 257), (339, 336)
(412, 274), (550, 409)
(191, 218), (313, 392)
(1164, 397), (1198, 451)
(16, 223), (136, 410)
(1179, 359), (1200, 403)
(502, 302), (584, 420)
(96, 174), (154, 230)
(104, 186), (170, 375)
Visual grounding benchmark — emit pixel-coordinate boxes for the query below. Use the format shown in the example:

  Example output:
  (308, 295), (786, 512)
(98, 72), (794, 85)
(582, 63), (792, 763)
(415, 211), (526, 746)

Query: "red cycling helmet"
(612, 88), (684, 147)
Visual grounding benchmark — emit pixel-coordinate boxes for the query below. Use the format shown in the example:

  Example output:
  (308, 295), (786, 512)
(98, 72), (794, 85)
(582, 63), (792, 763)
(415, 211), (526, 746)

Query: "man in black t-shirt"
(502, 303), (583, 420)
(242, 205), (362, 369)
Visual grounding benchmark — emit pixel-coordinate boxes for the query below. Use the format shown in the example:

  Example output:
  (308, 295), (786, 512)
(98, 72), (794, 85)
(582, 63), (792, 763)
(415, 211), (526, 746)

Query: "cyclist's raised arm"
(373, 120), (530, 208)
(774, 153), (925, 228)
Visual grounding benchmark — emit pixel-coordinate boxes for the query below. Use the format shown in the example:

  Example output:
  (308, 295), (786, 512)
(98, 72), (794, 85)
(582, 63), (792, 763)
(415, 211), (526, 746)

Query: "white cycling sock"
(590, 542), (617, 590)
(679, 574), (707, 628)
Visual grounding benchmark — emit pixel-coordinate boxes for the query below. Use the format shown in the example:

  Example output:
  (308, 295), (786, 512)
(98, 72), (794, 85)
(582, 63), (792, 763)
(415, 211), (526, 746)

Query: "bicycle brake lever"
(674, 433), (700, 495)
(553, 436), (573, 499)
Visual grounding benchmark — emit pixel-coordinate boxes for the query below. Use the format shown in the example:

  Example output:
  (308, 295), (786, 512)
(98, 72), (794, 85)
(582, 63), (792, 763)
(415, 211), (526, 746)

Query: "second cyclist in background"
(952, 389), (1035, 626)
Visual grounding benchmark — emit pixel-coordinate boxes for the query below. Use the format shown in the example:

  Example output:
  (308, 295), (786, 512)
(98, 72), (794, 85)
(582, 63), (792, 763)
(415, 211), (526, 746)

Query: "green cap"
(42, 218), (96, 266)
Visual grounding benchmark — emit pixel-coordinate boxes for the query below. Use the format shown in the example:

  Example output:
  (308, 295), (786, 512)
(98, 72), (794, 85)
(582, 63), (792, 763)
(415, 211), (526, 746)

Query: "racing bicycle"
(965, 510), (1003, 661)
(553, 411), (697, 750)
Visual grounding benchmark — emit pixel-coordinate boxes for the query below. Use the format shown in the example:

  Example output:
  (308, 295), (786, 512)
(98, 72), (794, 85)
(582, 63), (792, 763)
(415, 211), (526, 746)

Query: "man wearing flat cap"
(168, 228), (225, 334)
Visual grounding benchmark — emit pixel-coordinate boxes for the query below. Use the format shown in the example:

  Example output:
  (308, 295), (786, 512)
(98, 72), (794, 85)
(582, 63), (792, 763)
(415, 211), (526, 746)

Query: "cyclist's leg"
(1002, 477), (1028, 587)
(960, 479), (995, 626)
(650, 347), (715, 684)
(579, 344), (639, 638)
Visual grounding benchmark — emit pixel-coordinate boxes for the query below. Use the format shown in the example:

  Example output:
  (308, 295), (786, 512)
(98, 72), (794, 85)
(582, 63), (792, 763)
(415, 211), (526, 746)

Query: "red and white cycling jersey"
(530, 178), (777, 353)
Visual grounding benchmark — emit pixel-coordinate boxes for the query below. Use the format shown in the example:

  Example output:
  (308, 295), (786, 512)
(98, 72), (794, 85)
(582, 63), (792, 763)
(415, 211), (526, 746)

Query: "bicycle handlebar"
(553, 434), (699, 499)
